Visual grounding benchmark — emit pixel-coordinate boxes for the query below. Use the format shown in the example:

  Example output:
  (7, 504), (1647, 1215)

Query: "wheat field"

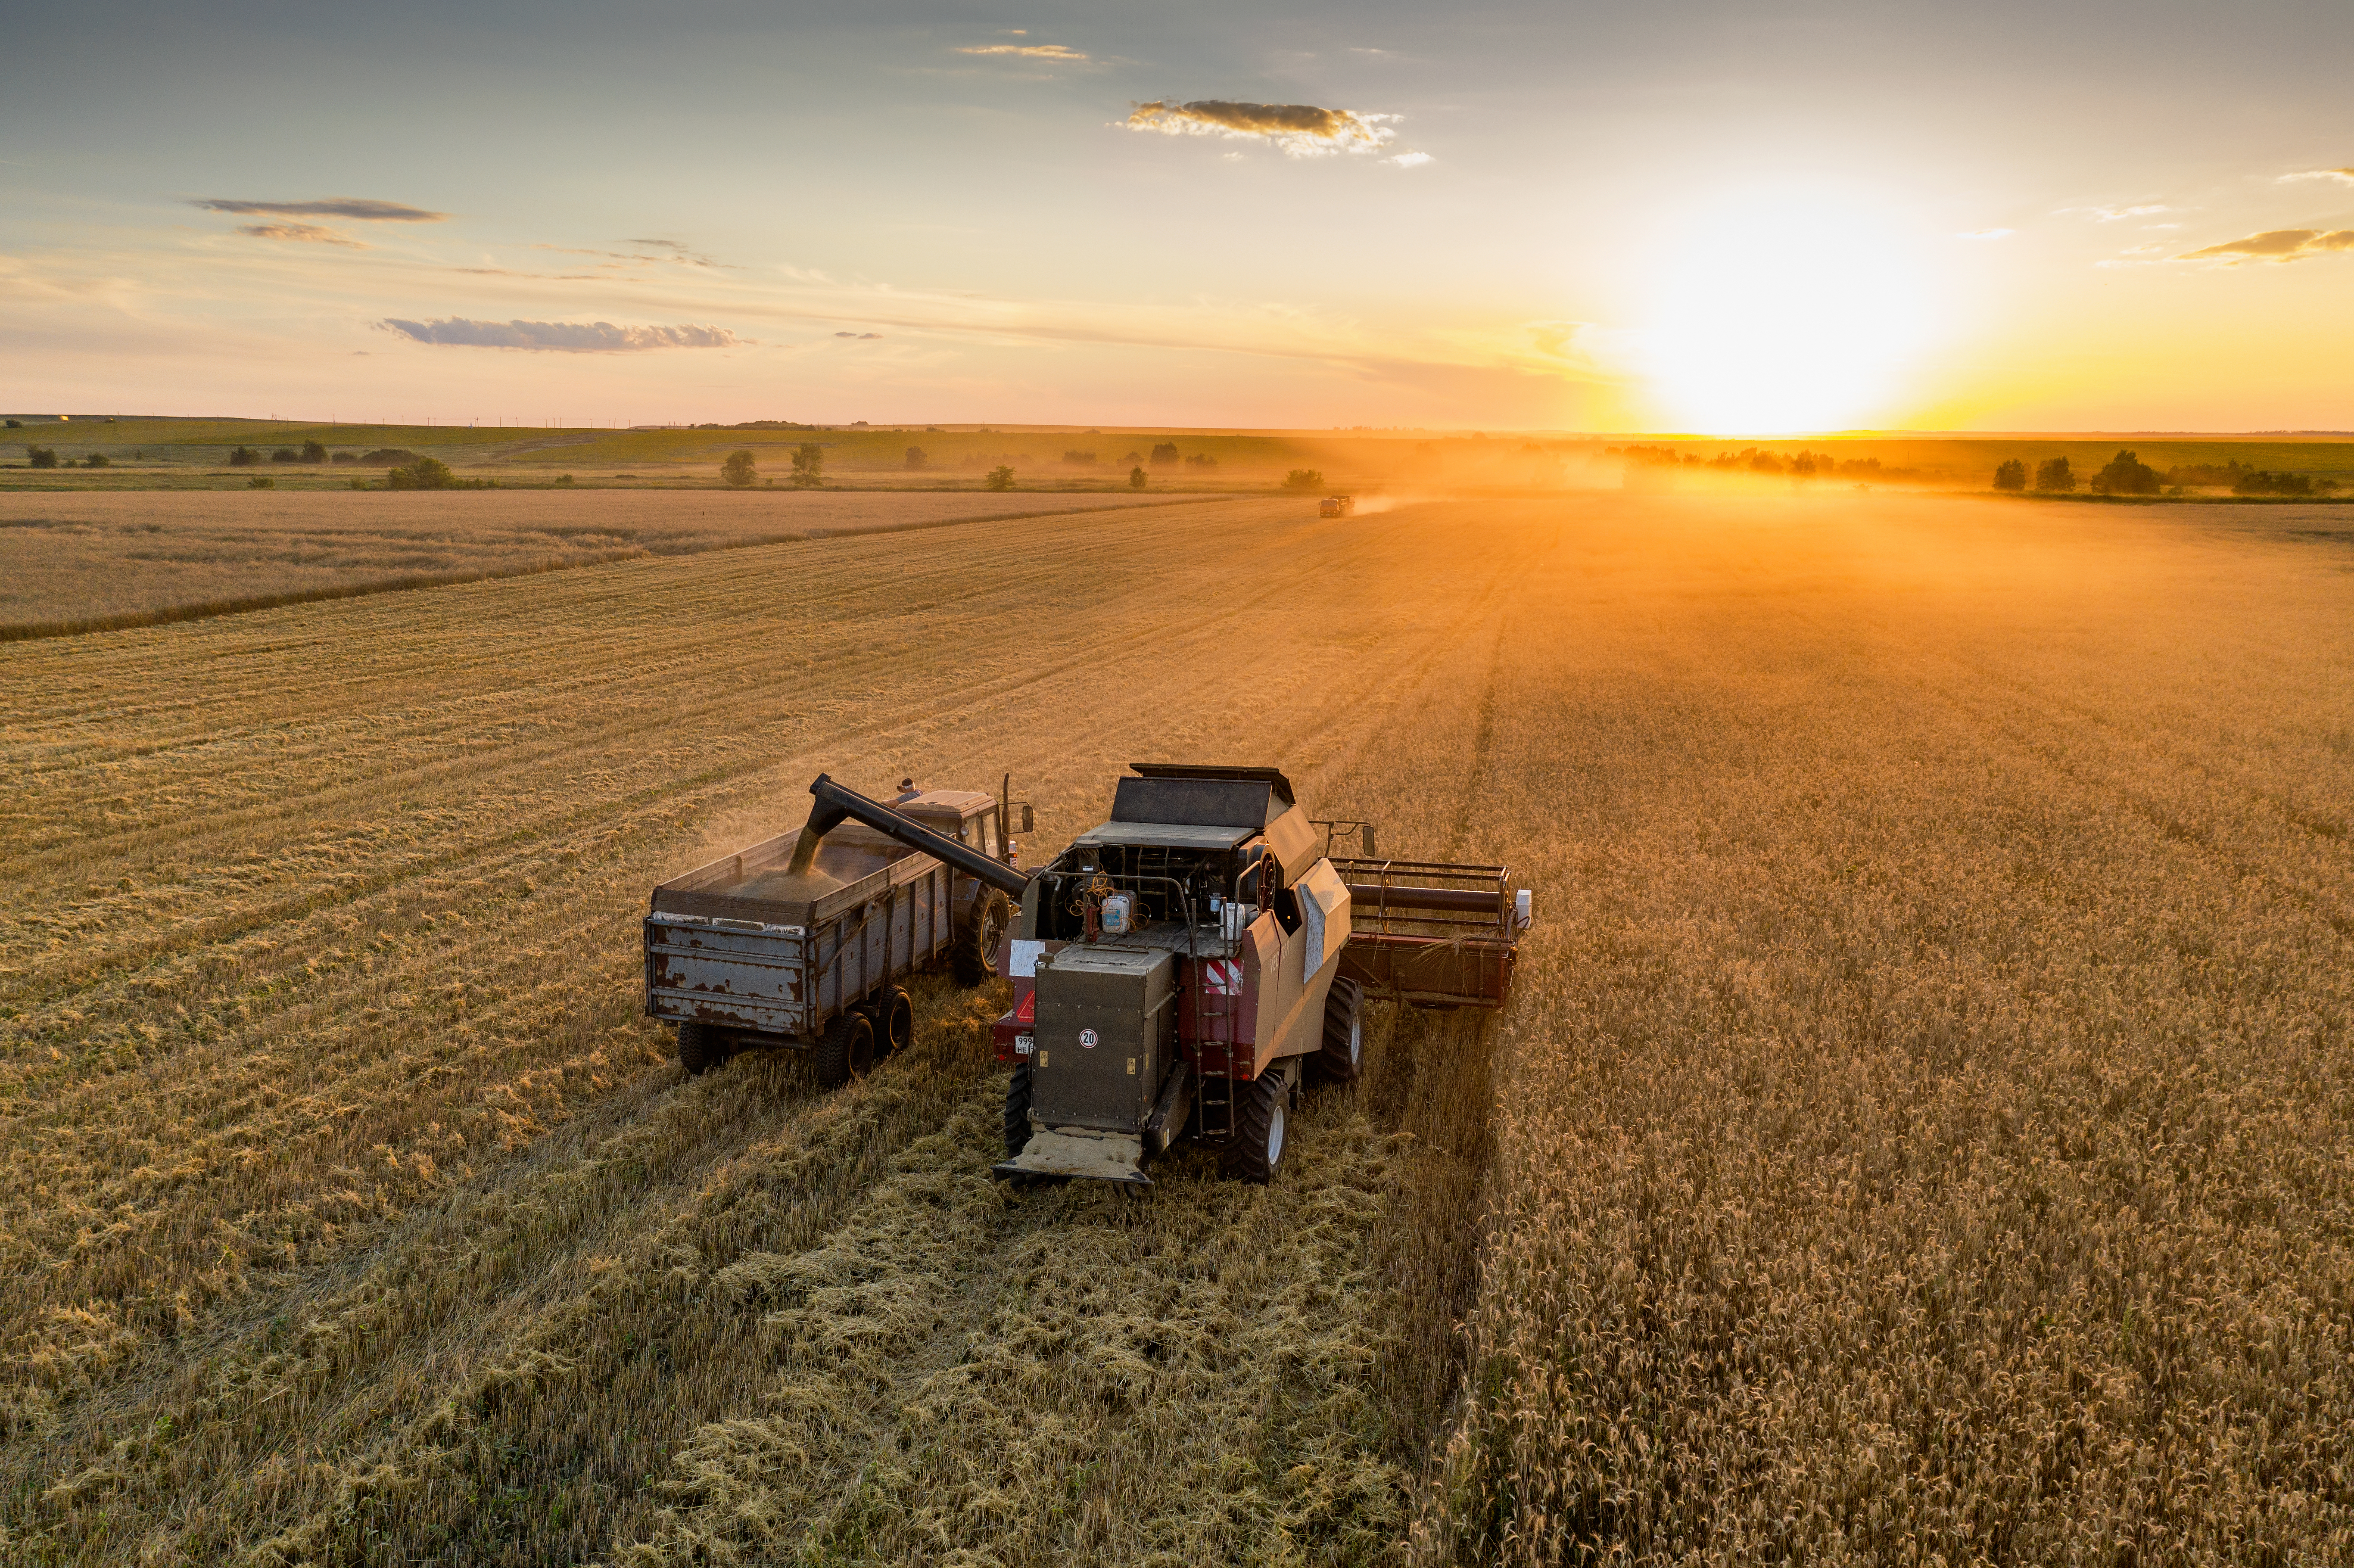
(3, 491), (2350, 1564)
(0, 489), (1213, 638)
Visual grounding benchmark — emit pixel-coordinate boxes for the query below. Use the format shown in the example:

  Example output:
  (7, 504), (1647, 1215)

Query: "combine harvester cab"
(989, 763), (1531, 1186)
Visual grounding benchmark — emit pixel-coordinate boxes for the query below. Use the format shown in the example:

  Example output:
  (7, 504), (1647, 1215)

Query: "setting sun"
(1638, 196), (1934, 433)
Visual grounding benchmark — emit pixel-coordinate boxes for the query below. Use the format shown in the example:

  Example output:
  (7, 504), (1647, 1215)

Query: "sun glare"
(1639, 195), (1931, 433)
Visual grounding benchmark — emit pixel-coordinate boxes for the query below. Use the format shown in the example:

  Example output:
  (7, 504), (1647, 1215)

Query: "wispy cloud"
(193, 197), (445, 222)
(2277, 167), (2354, 186)
(378, 317), (746, 351)
(238, 222), (366, 248)
(1389, 151), (1433, 168)
(1955, 227), (2014, 240)
(2176, 228), (2354, 264)
(1125, 99), (1401, 158)
(2062, 202), (2173, 222)
(960, 43), (1087, 61)
(532, 242), (724, 269)
(834, 330), (883, 339)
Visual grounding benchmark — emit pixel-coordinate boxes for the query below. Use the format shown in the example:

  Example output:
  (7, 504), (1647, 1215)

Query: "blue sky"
(6, 0), (2352, 429)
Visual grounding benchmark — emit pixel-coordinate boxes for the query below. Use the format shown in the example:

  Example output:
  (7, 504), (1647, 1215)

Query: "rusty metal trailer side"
(645, 852), (956, 1043)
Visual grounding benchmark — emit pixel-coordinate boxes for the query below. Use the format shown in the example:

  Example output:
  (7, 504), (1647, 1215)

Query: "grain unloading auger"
(760, 765), (1534, 1186)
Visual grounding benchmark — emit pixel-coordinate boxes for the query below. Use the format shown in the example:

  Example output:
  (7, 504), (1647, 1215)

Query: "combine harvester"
(645, 765), (1530, 1184)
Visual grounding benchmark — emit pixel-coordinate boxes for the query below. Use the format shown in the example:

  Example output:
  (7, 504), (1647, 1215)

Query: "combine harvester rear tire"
(1316, 978), (1364, 1083)
(814, 1010), (878, 1087)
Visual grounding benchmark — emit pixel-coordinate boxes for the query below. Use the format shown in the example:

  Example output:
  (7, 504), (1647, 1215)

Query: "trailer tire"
(953, 889), (1011, 986)
(1315, 978), (1364, 1084)
(878, 987), (914, 1055)
(676, 1021), (723, 1076)
(1219, 1072), (1287, 1185)
(1003, 1064), (1034, 1159)
(813, 1011), (877, 1088)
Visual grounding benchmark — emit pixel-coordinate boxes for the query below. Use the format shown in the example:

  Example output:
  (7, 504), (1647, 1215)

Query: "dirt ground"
(3, 491), (2350, 1564)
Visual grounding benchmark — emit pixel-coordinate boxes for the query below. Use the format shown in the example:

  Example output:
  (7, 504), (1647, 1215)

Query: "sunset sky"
(5, 0), (2351, 433)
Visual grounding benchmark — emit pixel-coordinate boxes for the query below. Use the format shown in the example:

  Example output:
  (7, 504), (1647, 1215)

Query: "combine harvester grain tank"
(644, 764), (1530, 1185)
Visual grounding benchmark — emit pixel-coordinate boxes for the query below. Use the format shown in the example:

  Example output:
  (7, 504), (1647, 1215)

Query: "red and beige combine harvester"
(645, 764), (1531, 1185)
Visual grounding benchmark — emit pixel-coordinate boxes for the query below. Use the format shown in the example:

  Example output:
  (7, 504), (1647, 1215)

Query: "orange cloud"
(1125, 100), (1398, 158)
(2177, 228), (2354, 263)
(237, 222), (366, 248)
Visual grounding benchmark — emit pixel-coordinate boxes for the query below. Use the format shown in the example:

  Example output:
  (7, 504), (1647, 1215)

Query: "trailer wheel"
(1220, 1073), (1287, 1185)
(879, 988), (914, 1055)
(813, 1011), (877, 1087)
(953, 889), (1011, 986)
(1315, 979), (1364, 1084)
(676, 1021), (722, 1076)
(1003, 1064), (1034, 1159)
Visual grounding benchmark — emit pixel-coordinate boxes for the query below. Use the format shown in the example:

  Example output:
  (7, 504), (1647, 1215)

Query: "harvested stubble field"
(0, 489), (1217, 639)
(2, 490), (2350, 1565)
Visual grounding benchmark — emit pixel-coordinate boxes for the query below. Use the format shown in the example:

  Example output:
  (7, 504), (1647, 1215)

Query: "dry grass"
(0, 490), (1214, 637)
(2, 490), (2349, 1563)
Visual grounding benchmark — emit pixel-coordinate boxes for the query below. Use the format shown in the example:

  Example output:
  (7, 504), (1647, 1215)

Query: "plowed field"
(3, 493), (2350, 1565)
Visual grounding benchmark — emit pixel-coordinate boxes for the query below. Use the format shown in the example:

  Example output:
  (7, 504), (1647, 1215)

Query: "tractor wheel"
(1220, 1072), (1288, 1185)
(953, 889), (1012, 986)
(878, 987), (914, 1055)
(1003, 1063), (1035, 1159)
(1314, 978), (1364, 1084)
(813, 1010), (877, 1088)
(677, 1021), (722, 1076)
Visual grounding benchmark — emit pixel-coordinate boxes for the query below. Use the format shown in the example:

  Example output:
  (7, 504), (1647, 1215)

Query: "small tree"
(721, 449), (757, 486)
(82, 452), (111, 468)
(1993, 459), (2027, 491)
(1150, 442), (1179, 467)
(905, 446), (927, 470)
(248, 475), (275, 489)
(229, 445), (262, 467)
(2033, 456), (2075, 493)
(1129, 466), (1147, 489)
(26, 445), (57, 468)
(984, 465), (1015, 491)
(2089, 450), (2162, 496)
(3, 419), (19, 429)
(789, 443), (824, 488)
(271, 447), (299, 464)
(1283, 468), (1324, 491)
(301, 439), (328, 463)
(387, 457), (455, 490)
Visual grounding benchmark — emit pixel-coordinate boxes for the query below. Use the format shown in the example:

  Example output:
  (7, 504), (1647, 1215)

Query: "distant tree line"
(1995, 451), (2338, 497)
(1610, 445), (1906, 480)
(22, 445), (110, 469)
